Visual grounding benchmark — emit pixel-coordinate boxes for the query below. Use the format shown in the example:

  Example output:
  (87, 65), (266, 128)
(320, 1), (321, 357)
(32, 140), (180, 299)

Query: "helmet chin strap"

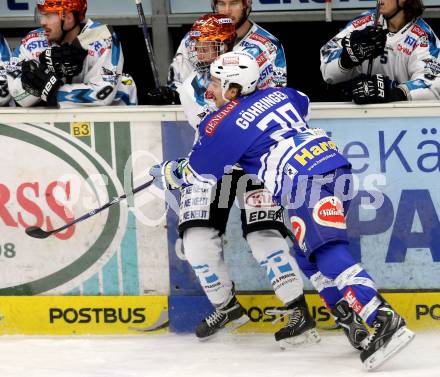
(384, 0), (403, 21)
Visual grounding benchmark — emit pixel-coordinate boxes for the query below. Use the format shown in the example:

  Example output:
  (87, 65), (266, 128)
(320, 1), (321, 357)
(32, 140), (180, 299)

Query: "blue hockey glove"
(149, 158), (192, 190)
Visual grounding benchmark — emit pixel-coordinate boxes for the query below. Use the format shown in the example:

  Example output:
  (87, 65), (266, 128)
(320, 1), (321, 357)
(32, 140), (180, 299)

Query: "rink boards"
(0, 104), (439, 334)
(0, 292), (438, 334)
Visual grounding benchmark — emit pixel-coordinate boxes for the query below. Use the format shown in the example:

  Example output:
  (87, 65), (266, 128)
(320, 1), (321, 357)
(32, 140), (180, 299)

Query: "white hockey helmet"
(210, 51), (259, 100)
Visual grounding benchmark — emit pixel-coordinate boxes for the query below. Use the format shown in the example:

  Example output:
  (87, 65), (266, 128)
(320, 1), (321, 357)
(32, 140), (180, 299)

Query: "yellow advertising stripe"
(0, 296), (168, 335)
(235, 292), (440, 333)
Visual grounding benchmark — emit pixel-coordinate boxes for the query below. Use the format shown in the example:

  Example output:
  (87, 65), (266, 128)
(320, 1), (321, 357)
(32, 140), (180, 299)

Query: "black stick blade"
(25, 226), (52, 239)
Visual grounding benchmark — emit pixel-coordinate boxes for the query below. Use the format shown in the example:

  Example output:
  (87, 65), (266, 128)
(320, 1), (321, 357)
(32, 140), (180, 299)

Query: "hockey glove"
(340, 27), (387, 69)
(21, 60), (62, 105)
(145, 86), (180, 105)
(351, 74), (407, 104)
(0, 77), (8, 98)
(149, 158), (192, 190)
(39, 44), (87, 78)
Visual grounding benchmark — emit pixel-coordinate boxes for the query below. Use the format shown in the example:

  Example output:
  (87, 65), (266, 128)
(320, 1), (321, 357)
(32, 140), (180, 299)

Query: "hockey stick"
(25, 179), (154, 239)
(325, 0), (332, 22)
(135, 0), (161, 89)
(367, 0), (381, 77)
(71, 24), (113, 50)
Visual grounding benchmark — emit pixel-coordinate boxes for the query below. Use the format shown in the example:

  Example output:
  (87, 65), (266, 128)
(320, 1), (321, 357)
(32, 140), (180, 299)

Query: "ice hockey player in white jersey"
(0, 34), (11, 107)
(166, 0), (287, 112)
(7, 0), (137, 108)
(320, 0), (440, 103)
(150, 51), (415, 371)
(174, 14), (237, 128)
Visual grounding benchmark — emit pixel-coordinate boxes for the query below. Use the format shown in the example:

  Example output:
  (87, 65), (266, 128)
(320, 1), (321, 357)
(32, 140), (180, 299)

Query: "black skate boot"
(266, 295), (321, 349)
(195, 296), (250, 339)
(360, 305), (415, 371)
(331, 299), (369, 350)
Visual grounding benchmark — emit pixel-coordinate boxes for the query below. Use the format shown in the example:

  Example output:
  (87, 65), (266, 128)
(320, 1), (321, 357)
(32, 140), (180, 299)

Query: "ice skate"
(361, 306), (415, 371)
(195, 296), (250, 339)
(331, 299), (369, 350)
(266, 295), (320, 350)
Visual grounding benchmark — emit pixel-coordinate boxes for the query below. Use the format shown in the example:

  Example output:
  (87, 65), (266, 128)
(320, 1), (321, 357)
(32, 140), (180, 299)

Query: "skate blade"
(363, 326), (415, 371)
(278, 329), (321, 350)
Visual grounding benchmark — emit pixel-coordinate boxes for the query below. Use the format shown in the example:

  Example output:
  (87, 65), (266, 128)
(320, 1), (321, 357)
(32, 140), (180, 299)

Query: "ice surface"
(0, 331), (438, 377)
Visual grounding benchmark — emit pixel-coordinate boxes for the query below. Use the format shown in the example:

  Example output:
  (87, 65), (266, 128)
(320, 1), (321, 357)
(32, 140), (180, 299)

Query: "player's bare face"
(39, 11), (63, 42)
(379, 0), (403, 17)
(207, 77), (227, 108)
(216, 0), (244, 25)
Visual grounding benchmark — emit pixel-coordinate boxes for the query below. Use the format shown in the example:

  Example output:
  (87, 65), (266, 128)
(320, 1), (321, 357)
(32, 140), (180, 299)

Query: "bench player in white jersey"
(150, 51), (415, 371)
(168, 1), (287, 120)
(165, 12), (320, 347)
(0, 34), (11, 106)
(321, 0), (440, 103)
(7, 0), (137, 108)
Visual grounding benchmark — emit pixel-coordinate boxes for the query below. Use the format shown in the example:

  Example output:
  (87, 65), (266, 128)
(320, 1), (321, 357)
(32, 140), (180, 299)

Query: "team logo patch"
(312, 196), (346, 229)
(344, 288), (364, 315)
(245, 189), (277, 208)
(290, 216), (306, 251)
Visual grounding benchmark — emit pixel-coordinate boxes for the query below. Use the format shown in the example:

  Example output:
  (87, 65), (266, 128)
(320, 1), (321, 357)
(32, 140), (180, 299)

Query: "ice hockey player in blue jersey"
(150, 51), (415, 371)
(161, 13), (323, 350)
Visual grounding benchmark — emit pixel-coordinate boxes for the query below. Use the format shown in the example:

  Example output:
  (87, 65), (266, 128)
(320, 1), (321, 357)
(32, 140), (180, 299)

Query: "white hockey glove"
(149, 158), (193, 190)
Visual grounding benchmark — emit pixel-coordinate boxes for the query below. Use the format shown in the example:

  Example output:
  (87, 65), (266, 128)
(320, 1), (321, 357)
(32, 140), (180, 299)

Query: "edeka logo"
(0, 123), (127, 295)
(49, 307), (146, 324)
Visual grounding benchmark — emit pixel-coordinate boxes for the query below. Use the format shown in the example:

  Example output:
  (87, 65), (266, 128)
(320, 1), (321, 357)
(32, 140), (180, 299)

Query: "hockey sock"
(314, 241), (381, 325)
(295, 251), (342, 308)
